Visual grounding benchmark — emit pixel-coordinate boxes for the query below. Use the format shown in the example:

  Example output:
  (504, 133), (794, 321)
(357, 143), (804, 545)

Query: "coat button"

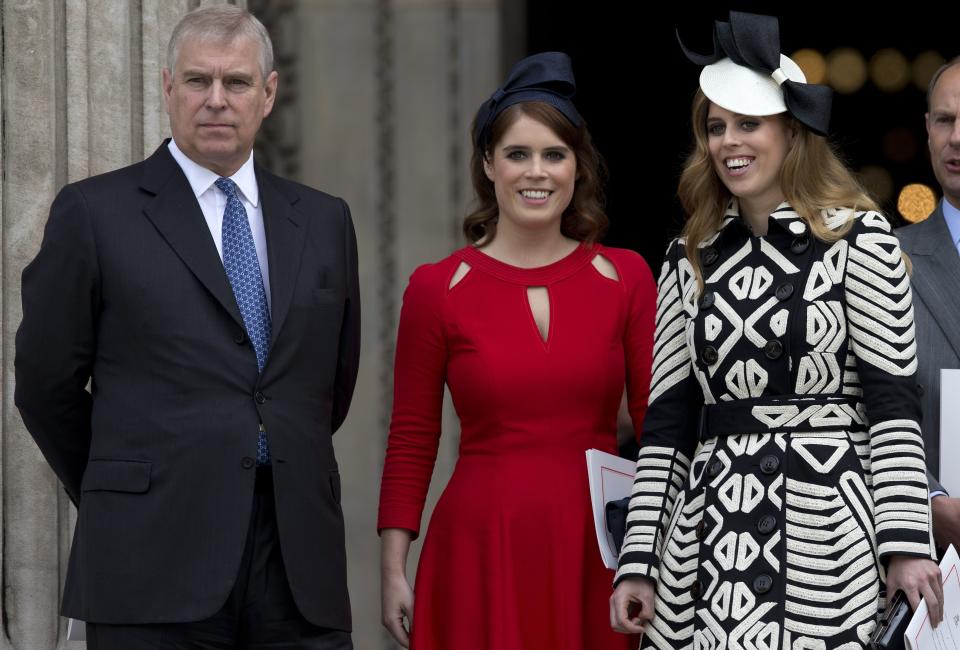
(702, 346), (719, 365)
(790, 236), (810, 255)
(690, 579), (704, 599)
(757, 515), (777, 535)
(775, 283), (794, 301)
(708, 459), (724, 479)
(255, 391), (267, 404)
(918, 383), (925, 397)
(234, 330), (247, 345)
(759, 455), (780, 475)
(696, 520), (708, 540)
(763, 340), (783, 359)
(699, 292), (715, 309)
(241, 457), (255, 469)
(753, 574), (773, 594)
(702, 247), (719, 266)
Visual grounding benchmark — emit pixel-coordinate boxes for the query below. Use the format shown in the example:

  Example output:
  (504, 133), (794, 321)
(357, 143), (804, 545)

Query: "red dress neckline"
(455, 243), (599, 285)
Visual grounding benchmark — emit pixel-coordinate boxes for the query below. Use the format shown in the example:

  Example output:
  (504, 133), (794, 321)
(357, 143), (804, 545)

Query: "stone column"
(1, 0), (502, 647)
(293, 1), (501, 647)
(0, 2), (236, 647)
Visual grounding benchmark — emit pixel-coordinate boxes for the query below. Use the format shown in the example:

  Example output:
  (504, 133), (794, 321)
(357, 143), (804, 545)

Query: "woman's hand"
(381, 570), (415, 647)
(381, 528), (416, 647)
(610, 576), (656, 634)
(886, 555), (943, 627)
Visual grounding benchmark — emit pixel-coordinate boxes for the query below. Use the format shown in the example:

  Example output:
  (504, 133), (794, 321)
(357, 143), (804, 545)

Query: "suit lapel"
(908, 206), (960, 358)
(257, 165), (307, 349)
(139, 144), (244, 329)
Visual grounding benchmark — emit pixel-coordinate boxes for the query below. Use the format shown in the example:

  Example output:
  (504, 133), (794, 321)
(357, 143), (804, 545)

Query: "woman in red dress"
(377, 52), (655, 649)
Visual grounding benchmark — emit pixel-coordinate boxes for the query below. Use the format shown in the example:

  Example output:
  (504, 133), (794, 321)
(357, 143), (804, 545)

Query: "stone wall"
(0, 1), (501, 647)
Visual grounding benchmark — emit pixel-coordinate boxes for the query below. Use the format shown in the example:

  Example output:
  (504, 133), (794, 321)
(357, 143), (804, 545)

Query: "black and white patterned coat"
(616, 201), (934, 649)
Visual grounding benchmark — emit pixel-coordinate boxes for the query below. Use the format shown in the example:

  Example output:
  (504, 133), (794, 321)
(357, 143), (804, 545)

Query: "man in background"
(898, 55), (960, 555)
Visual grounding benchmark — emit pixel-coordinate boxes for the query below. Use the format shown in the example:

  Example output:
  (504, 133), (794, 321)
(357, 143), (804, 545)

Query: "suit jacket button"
(234, 330), (247, 345)
(760, 454), (780, 475)
(255, 391), (267, 404)
(701, 247), (719, 266)
(699, 292), (715, 310)
(241, 457), (255, 469)
(702, 346), (719, 365)
(763, 340), (783, 359)
(775, 283), (794, 301)
(753, 574), (773, 594)
(696, 520), (708, 540)
(757, 515), (777, 535)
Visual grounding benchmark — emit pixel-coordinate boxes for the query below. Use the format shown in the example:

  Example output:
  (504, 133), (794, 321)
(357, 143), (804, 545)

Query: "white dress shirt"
(167, 139), (271, 309)
(942, 197), (960, 257)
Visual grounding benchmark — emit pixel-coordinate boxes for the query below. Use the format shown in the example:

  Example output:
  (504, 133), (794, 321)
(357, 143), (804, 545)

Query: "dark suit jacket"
(14, 142), (360, 629)
(897, 204), (960, 495)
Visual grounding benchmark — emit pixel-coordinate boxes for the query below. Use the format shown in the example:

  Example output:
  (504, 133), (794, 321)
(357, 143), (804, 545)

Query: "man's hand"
(932, 495), (960, 551)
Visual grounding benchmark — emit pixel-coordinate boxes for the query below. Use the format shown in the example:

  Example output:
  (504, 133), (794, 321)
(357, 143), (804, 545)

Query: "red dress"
(378, 244), (655, 649)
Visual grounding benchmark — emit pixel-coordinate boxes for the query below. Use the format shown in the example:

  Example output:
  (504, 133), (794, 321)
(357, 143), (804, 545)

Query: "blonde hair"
(678, 90), (878, 291)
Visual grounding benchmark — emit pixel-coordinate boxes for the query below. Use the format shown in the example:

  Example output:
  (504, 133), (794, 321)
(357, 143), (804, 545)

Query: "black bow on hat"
(679, 12), (833, 136)
(473, 51), (582, 150)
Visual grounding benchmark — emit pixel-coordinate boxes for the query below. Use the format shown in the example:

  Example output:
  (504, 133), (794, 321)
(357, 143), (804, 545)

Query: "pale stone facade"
(0, 0), (501, 647)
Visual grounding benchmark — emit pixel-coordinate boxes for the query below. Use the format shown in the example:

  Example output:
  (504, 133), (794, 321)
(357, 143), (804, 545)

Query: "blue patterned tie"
(216, 177), (272, 465)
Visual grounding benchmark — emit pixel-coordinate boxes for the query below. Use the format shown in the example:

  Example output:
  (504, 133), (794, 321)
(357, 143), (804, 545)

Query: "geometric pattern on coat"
(616, 201), (934, 649)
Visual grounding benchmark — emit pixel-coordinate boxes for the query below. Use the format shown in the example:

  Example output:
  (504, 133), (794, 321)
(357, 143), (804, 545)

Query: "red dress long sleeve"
(379, 244), (655, 649)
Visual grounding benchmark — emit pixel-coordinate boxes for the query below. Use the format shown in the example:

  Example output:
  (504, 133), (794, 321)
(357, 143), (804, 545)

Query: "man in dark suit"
(898, 55), (960, 554)
(14, 6), (359, 649)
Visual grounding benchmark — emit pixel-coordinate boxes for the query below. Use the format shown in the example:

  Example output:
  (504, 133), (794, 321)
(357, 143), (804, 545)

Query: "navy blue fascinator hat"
(678, 11), (833, 136)
(472, 51), (582, 151)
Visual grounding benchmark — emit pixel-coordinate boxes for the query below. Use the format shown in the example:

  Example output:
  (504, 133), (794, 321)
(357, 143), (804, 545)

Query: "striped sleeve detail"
(870, 420), (933, 558)
(845, 215), (917, 377)
(843, 212), (933, 560)
(615, 445), (691, 584)
(648, 253), (692, 404)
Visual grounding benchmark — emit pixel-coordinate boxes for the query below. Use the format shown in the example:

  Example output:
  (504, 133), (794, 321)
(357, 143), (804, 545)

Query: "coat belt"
(698, 394), (864, 441)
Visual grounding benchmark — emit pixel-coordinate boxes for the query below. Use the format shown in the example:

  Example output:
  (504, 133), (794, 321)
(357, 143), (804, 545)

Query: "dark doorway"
(526, 2), (954, 271)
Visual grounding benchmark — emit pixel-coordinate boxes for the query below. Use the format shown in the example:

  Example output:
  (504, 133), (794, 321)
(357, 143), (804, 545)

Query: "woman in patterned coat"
(609, 12), (943, 649)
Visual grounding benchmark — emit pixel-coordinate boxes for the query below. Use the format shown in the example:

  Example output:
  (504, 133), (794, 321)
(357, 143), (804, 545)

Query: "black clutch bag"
(605, 497), (630, 555)
(869, 591), (912, 650)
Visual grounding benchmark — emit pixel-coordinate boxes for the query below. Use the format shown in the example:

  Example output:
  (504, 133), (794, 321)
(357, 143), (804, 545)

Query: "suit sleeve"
(895, 226), (946, 498)
(14, 184), (101, 505)
(377, 264), (447, 538)
(845, 212), (935, 561)
(615, 240), (705, 585)
(331, 198), (361, 434)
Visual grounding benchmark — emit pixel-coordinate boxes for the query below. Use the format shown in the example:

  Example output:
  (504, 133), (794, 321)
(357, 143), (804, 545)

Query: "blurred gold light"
(827, 48), (867, 94)
(914, 51), (946, 93)
(792, 49), (826, 84)
(870, 49), (910, 93)
(859, 166), (894, 204)
(898, 184), (937, 223)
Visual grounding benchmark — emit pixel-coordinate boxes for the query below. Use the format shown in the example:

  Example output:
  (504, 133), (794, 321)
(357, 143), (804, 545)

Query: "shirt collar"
(167, 139), (259, 208)
(941, 198), (960, 249)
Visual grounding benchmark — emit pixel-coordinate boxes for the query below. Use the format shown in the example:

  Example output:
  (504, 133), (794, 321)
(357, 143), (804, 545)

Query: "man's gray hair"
(927, 55), (960, 111)
(167, 6), (274, 80)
